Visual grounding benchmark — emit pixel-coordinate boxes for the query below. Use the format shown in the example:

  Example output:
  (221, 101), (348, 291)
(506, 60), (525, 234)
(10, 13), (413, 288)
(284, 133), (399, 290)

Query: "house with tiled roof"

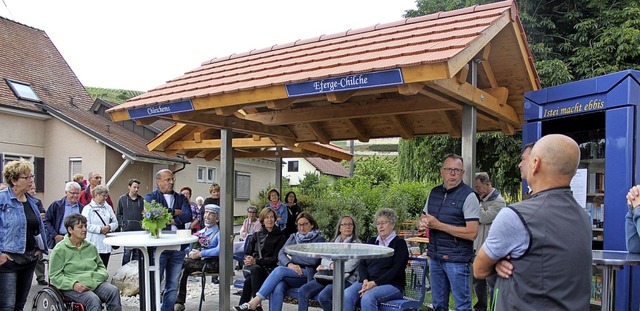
(0, 16), (277, 211)
(284, 157), (349, 186)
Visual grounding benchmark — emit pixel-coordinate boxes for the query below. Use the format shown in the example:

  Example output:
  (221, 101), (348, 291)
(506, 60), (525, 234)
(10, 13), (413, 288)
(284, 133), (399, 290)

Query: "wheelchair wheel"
(31, 287), (70, 311)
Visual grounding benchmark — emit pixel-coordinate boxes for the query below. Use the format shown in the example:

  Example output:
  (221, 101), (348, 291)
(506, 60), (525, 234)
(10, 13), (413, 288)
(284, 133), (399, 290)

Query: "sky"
(0, 0), (417, 91)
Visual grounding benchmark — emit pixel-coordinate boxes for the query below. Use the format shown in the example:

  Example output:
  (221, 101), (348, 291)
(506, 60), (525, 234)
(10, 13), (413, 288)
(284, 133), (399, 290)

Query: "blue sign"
(128, 100), (194, 120)
(285, 69), (404, 97)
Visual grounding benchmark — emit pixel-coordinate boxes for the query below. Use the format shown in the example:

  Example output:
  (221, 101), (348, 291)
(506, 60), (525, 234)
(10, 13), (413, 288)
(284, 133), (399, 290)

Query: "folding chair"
(379, 257), (430, 311)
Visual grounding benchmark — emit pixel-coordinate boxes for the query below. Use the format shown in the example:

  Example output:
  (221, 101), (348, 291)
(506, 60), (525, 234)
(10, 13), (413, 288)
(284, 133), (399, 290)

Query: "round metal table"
(105, 231), (197, 311)
(592, 250), (640, 311)
(285, 242), (394, 311)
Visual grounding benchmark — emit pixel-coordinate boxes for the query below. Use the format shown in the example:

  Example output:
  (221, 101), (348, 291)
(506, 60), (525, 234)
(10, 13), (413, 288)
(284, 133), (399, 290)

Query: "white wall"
(283, 158), (317, 186)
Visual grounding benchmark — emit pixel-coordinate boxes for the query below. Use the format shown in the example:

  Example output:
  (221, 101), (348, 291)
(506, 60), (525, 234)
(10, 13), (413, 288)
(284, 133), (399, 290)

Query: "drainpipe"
(106, 158), (132, 188)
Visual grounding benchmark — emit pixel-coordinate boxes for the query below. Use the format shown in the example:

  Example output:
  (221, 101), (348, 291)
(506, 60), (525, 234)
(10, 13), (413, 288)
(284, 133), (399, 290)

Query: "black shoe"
(211, 276), (219, 284)
(37, 280), (48, 286)
(234, 303), (252, 311)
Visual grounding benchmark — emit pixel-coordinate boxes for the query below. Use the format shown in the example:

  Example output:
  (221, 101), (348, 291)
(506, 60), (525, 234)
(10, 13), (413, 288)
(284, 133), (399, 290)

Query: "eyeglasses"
(297, 222), (311, 228)
(442, 168), (464, 175)
(68, 191), (80, 195)
(376, 220), (391, 226)
(93, 176), (102, 179)
(18, 174), (35, 180)
(340, 223), (354, 227)
(159, 177), (176, 182)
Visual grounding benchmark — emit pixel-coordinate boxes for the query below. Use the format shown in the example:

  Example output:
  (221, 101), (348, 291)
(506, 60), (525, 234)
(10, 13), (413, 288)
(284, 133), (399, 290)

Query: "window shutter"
(35, 157), (45, 192)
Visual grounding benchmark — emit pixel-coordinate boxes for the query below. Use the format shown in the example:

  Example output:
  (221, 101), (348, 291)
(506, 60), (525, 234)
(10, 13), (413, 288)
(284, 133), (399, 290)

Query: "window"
(5, 79), (41, 102)
(1, 154), (40, 191)
(69, 157), (82, 181)
(288, 160), (299, 172)
(235, 171), (251, 201)
(197, 166), (216, 183)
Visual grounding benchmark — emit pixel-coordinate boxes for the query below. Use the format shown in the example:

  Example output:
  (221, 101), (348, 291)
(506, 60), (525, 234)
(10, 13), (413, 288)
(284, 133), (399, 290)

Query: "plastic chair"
(379, 257), (430, 311)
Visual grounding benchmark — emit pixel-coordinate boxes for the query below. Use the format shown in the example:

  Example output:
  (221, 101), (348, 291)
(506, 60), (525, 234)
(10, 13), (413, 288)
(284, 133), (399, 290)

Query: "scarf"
(333, 235), (354, 243)
(269, 200), (282, 210)
(294, 229), (320, 244)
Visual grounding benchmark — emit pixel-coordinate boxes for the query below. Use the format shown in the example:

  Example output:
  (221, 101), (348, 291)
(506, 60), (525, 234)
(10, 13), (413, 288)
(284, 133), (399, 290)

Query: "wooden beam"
(307, 123), (331, 144)
(243, 98), (452, 125)
(204, 151), (220, 161)
(344, 119), (370, 142)
(160, 114), (297, 139)
(439, 111), (462, 138)
(298, 142), (353, 161)
(166, 137), (278, 151)
(185, 150), (200, 158)
(457, 64), (469, 84)
(425, 79), (519, 126)
(252, 134), (261, 141)
(134, 117), (159, 126)
(147, 123), (189, 151)
(276, 138), (303, 153)
(397, 83), (424, 96)
(193, 132), (202, 143)
(233, 150), (305, 159)
(215, 106), (240, 116)
(480, 44), (498, 88)
(499, 121), (515, 135)
(326, 90), (356, 103)
(390, 115), (414, 139)
(266, 98), (296, 110)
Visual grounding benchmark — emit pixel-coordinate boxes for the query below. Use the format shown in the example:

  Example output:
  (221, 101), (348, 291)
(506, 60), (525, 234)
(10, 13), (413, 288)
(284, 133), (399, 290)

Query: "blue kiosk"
(523, 70), (640, 310)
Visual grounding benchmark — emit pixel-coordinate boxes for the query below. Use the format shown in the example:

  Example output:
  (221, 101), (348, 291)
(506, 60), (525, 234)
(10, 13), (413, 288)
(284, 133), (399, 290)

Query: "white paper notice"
(570, 168), (588, 209)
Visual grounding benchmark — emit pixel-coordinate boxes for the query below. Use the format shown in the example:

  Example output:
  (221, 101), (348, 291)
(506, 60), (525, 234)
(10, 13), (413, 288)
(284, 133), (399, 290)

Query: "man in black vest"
(473, 134), (591, 310)
(420, 154), (479, 311)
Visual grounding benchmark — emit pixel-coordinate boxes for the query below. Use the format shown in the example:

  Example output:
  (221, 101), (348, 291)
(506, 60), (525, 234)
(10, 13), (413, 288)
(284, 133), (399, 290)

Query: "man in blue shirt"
(144, 169), (191, 311)
(44, 182), (84, 248)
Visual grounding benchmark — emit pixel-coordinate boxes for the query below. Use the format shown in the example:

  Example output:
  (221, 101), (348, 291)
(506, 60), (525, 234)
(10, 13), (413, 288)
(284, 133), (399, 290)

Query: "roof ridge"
(0, 15), (48, 35)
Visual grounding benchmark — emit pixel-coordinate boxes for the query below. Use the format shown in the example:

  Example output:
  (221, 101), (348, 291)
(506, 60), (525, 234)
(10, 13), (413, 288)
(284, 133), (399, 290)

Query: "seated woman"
(343, 208), (409, 311)
(238, 207), (286, 307)
(236, 211), (326, 311)
(299, 215), (361, 311)
(49, 213), (121, 311)
(626, 185), (640, 253)
(174, 204), (221, 311)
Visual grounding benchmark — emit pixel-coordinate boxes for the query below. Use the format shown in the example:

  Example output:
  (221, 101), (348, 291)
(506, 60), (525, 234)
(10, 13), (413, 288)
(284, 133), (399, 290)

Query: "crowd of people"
(2, 133), (640, 310)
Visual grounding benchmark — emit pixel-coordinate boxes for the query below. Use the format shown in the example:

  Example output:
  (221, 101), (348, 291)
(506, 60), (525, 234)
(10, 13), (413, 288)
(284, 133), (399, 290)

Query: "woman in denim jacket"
(0, 159), (48, 310)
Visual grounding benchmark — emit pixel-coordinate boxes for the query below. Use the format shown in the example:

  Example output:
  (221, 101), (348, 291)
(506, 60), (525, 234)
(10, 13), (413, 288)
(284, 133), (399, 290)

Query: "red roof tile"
(111, 1), (518, 110)
(305, 157), (349, 178)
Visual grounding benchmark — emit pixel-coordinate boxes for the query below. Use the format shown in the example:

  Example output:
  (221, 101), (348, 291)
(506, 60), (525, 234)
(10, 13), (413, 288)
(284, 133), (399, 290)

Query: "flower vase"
(149, 228), (161, 239)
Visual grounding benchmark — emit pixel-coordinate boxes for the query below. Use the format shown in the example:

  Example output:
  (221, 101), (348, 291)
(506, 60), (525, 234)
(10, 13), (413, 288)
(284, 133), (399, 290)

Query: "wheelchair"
(31, 285), (85, 311)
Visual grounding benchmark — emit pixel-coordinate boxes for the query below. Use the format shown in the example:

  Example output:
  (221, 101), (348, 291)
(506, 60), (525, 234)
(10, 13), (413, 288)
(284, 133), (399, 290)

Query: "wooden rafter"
(397, 83), (425, 96)
(147, 123), (189, 152)
(203, 151), (220, 161)
(424, 78), (517, 126)
(307, 122), (331, 144)
(479, 45), (498, 88)
(160, 114), (297, 139)
(344, 119), (370, 142)
(298, 142), (353, 161)
(266, 98), (296, 110)
(326, 90), (356, 103)
(439, 111), (462, 138)
(390, 115), (413, 139)
(243, 98), (452, 125)
(165, 137), (277, 151)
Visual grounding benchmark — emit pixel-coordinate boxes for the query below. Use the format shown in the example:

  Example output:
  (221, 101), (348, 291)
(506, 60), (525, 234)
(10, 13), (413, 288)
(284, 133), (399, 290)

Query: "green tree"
(353, 155), (398, 186)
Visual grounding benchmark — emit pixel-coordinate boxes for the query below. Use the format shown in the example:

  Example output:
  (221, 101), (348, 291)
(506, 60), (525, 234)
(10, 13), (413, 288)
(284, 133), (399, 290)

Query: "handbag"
(94, 210), (120, 250)
(313, 269), (333, 285)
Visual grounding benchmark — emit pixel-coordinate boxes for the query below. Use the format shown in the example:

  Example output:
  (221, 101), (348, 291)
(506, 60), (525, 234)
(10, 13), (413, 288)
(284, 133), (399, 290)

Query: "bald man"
(473, 134), (592, 310)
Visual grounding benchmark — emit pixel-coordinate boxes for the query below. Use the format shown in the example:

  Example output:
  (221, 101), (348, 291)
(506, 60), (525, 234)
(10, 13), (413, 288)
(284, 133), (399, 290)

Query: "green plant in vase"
(142, 200), (173, 238)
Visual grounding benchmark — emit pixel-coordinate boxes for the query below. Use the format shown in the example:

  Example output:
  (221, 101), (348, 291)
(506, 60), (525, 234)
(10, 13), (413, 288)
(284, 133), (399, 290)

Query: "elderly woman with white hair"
(81, 185), (118, 267)
(174, 204), (222, 311)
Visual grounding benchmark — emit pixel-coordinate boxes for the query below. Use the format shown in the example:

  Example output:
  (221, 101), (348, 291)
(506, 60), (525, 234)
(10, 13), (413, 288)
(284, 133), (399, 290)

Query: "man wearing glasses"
(44, 181), (84, 248)
(144, 169), (192, 311)
(79, 172), (114, 209)
(419, 154), (479, 311)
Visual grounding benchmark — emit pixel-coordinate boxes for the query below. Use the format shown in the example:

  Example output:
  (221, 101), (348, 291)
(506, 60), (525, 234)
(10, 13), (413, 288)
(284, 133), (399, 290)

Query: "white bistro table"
(592, 250), (640, 311)
(104, 231), (197, 311)
(285, 242), (394, 311)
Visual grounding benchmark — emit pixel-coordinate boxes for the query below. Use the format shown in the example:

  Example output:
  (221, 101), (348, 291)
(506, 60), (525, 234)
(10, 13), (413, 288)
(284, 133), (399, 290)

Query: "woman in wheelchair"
(48, 213), (121, 311)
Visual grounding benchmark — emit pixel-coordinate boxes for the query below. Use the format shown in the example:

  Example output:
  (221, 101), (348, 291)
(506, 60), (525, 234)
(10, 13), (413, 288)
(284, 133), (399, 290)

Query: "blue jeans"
(122, 247), (139, 265)
(159, 249), (186, 311)
(0, 259), (36, 310)
(256, 266), (309, 311)
(430, 259), (471, 311)
(63, 282), (121, 311)
(297, 279), (325, 311)
(344, 281), (403, 311)
(318, 282), (352, 311)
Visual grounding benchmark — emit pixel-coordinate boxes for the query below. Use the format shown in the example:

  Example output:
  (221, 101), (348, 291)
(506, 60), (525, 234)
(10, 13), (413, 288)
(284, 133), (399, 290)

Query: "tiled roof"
(306, 157), (350, 178)
(112, 0), (531, 110)
(0, 16), (185, 164)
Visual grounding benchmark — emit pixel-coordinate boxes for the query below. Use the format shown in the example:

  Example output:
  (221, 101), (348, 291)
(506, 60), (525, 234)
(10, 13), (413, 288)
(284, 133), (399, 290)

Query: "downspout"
(172, 155), (187, 174)
(106, 157), (132, 188)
